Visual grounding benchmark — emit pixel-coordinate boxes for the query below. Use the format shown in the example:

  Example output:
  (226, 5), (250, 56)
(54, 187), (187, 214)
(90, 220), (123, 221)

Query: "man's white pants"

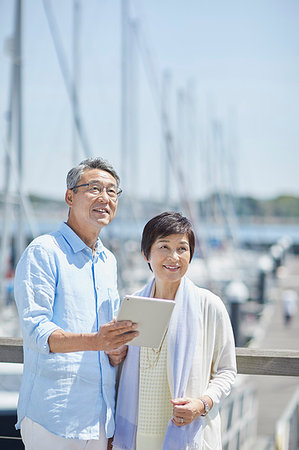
(21, 417), (108, 450)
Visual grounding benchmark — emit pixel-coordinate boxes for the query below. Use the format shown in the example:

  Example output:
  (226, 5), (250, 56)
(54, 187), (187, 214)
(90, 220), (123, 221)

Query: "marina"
(1, 1), (299, 449)
(0, 223), (299, 449)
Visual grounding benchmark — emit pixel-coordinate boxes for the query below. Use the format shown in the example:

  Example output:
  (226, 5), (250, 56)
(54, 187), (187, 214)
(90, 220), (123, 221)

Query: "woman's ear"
(142, 251), (153, 272)
(142, 251), (150, 263)
(65, 189), (73, 207)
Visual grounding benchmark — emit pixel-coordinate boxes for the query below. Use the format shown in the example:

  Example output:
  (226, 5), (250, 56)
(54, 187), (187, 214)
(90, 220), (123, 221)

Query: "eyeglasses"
(70, 182), (122, 201)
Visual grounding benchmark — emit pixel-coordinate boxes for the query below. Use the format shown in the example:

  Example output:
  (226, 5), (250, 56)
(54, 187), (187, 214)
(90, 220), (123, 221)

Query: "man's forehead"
(81, 169), (117, 184)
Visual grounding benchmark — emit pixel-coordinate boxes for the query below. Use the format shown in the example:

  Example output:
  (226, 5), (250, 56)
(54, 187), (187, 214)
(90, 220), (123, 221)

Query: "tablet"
(117, 295), (175, 348)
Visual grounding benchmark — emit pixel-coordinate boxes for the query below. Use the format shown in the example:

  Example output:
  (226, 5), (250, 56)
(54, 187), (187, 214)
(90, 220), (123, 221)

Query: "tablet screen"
(117, 295), (175, 348)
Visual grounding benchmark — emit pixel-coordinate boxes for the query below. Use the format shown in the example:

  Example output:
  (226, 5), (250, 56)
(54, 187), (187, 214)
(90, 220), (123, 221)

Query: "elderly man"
(14, 157), (137, 450)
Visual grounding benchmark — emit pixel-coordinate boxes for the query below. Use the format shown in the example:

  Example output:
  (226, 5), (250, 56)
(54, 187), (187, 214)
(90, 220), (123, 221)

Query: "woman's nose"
(168, 250), (179, 260)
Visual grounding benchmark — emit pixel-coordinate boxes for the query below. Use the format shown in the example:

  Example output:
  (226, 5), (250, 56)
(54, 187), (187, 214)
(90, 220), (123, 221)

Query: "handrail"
(1, 338), (299, 376)
(221, 382), (258, 448)
(0, 337), (23, 363)
(236, 347), (299, 377)
(275, 387), (299, 450)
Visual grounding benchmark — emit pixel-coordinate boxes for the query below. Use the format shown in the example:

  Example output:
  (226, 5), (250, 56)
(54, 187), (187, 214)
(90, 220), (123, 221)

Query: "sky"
(0, 0), (299, 202)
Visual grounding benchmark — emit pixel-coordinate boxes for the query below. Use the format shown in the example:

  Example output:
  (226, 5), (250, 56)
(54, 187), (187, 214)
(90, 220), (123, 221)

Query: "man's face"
(65, 169), (119, 234)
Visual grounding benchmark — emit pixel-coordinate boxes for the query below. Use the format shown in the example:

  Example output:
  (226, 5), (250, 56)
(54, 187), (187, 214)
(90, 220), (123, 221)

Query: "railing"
(276, 387), (299, 450)
(0, 338), (23, 364)
(221, 382), (258, 450)
(1, 338), (299, 376)
(235, 348), (299, 377)
(1, 338), (299, 449)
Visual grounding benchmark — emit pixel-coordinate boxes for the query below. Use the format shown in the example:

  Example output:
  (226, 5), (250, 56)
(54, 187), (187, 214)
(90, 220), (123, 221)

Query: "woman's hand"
(171, 397), (211, 426)
(105, 344), (128, 366)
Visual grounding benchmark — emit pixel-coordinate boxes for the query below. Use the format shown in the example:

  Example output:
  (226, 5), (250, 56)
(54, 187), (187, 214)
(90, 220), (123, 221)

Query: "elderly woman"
(112, 212), (236, 450)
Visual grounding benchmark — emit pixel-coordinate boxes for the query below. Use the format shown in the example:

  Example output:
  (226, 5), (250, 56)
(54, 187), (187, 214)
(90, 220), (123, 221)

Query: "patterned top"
(136, 331), (172, 449)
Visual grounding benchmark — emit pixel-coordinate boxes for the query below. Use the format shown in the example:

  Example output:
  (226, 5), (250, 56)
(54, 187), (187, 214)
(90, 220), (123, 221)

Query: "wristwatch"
(200, 398), (210, 416)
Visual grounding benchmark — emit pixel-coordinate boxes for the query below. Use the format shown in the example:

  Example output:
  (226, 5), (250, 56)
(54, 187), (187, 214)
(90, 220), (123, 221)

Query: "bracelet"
(200, 397), (210, 416)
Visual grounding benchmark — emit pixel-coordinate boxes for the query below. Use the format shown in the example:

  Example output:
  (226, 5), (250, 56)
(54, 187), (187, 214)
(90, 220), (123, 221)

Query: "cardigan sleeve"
(204, 296), (237, 407)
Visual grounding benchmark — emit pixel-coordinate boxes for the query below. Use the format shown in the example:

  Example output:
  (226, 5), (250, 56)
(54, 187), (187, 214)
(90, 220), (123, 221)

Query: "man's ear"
(65, 189), (73, 207)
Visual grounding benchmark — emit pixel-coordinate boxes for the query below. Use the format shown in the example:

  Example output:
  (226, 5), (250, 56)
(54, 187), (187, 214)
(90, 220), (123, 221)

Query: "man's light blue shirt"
(14, 222), (120, 439)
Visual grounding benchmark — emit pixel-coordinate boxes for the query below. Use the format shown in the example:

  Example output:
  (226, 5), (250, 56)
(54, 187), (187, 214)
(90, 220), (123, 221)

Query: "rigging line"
(0, 84), (14, 305)
(131, 21), (213, 286)
(164, 126), (209, 255)
(164, 122), (213, 288)
(132, 4), (195, 201)
(212, 120), (239, 247)
(72, 0), (81, 165)
(0, 120), (39, 304)
(131, 20), (203, 230)
(42, 0), (92, 158)
(0, 122), (39, 240)
(130, 7), (197, 212)
(155, 83), (210, 265)
(130, 15), (161, 115)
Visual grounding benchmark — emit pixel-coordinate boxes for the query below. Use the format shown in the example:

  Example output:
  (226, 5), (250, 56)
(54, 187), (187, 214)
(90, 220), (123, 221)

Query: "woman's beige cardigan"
(180, 288), (237, 449)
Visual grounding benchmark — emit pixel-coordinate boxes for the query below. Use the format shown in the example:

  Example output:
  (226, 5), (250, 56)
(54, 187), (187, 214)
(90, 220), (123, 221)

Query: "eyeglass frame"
(70, 182), (122, 201)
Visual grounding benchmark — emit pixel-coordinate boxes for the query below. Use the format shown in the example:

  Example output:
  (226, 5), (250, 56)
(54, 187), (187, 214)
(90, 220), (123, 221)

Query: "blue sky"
(0, 0), (299, 201)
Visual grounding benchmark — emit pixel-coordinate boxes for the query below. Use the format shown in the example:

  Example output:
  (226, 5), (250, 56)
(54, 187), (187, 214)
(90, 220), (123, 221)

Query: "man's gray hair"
(66, 157), (120, 190)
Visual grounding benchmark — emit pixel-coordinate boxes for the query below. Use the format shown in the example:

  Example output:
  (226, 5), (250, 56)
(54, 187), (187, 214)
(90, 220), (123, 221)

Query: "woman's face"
(144, 233), (191, 286)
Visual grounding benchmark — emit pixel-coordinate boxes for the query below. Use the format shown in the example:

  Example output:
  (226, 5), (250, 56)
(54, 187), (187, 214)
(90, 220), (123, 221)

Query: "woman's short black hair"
(141, 211), (195, 263)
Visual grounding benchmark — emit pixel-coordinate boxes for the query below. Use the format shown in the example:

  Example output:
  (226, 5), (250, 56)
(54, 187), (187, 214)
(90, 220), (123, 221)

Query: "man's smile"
(92, 206), (109, 214)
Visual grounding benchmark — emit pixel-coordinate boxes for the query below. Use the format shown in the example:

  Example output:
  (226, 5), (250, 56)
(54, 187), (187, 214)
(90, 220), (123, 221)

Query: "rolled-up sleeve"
(14, 245), (60, 354)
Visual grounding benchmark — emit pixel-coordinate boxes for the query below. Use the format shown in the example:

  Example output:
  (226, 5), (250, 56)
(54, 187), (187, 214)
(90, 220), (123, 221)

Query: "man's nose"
(97, 188), (110, 200)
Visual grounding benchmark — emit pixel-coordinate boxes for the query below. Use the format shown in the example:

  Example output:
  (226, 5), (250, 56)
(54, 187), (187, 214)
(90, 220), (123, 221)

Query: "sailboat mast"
(121, 0), (129, 191)
(14, 0), (25, 264)
(72, 0), (80, 165)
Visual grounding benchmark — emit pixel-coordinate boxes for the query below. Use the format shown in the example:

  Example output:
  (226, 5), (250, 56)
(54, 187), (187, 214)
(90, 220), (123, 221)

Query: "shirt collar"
(59, 222), (106, 258)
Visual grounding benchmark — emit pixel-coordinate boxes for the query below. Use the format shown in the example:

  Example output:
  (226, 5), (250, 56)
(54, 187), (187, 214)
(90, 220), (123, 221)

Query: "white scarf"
(113, 276), (203, 450)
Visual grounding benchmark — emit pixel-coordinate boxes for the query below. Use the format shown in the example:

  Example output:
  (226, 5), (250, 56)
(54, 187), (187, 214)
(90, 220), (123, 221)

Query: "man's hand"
(48, 319), (138, 353)
(105, 344), (128, 366)
(95, 319), (138, 352)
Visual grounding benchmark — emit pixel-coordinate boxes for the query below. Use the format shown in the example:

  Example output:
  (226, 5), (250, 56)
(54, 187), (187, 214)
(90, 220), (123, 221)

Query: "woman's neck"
(153, 279), (181, 300)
